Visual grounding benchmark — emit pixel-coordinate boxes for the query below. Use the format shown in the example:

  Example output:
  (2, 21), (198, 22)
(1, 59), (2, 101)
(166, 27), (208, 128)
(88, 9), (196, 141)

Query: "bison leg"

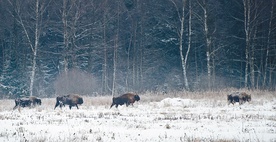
(110, 103), (114, 108)
(54, 102), (60, 109)
(126, 102), (130, 107)
(239, 99), (244, 105)
(126, 101), (133, 107)
(230, 99), (234, 105)
(227, 101), (231, 105)
(227, 96), (232, 105)
(238, 99), (241, 105)
(13, 102), (19, 110)
(76, 105), (79, 109)
(13, 105), (18, 110)
(130, 102), (134, 106)
(13, 100), (21, 110)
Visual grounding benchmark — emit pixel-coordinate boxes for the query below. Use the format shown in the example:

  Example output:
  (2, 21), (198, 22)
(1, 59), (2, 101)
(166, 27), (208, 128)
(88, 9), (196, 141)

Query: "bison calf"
(227, 92), (251, 105)
(110, 93), (140, 108)
(13, 96), (41, 110)
(54, 94), (83, 110)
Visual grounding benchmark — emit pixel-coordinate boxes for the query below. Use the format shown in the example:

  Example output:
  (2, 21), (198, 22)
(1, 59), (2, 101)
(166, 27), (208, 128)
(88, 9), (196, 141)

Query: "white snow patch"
(157, 98), (194, 108)
(0, 97), (275, 142)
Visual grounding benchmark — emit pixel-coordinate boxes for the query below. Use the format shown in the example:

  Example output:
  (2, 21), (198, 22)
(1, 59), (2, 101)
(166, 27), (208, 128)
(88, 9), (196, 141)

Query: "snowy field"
(0, 91), (276, 142)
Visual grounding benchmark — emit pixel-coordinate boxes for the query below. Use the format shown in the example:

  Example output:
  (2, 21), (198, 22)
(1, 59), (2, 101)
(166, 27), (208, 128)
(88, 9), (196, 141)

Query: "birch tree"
(8, 0), (47, 96)
(186, 0), (192, 90)
(196, 0), (212, 90)
(169, 0), (190, 90)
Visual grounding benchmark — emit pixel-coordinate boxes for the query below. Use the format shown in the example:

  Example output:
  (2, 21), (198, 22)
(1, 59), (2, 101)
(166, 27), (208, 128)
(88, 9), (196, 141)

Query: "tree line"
(0, 0), (275, 98)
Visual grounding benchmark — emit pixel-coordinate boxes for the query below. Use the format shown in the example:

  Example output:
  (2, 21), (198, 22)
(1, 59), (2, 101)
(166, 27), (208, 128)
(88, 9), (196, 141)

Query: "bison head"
(134, 95), (140, 101)
(245, 94), (251, 102)
(36, 99), (42, 105)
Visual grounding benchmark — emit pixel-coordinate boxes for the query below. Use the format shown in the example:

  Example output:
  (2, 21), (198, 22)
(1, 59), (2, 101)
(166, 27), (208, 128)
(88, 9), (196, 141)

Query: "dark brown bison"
(110, 93), (140, 108)
(227, 92), (251, 105)
(13, 96), (42, 110)
(54, 94), (83, 110)
(13, 98), (31, 110)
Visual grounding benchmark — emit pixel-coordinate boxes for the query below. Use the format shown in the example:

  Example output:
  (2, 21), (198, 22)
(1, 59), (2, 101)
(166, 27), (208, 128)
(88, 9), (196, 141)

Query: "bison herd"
(12, 91), (251, 111)
(227, 92), (251, 105)
(13, 92), (141, 111)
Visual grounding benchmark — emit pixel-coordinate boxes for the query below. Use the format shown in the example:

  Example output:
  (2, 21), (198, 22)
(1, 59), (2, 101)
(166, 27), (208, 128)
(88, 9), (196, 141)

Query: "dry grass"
(140, 89), (275, 102)
(0, 89), (275, 111)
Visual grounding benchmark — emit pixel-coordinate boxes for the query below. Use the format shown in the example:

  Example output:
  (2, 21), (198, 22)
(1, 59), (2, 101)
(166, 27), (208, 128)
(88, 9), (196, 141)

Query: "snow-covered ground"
(0, 96), (275, 142)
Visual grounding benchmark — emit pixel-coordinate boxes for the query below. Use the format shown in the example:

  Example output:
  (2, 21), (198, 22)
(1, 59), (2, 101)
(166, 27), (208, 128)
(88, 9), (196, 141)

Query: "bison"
(110, 93), (140, 108)
(13, 98), (31, 110)
(13, 96), (41, 110)
(227, 92), (251, 105)
(54, 94), (83, 110)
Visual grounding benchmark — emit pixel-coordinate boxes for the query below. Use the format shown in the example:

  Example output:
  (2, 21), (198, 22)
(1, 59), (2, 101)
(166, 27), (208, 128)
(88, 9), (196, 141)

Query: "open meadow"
(0, 90), (275, 142)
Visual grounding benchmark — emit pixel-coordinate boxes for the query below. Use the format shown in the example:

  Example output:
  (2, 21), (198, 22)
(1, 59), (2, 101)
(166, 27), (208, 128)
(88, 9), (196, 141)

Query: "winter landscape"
(0, 91), (275, 142)
(0, 1), (275, 141)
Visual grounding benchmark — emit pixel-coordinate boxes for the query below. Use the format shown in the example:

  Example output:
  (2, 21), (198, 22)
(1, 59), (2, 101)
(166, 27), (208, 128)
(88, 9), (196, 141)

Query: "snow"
(0, 97), (275, 142)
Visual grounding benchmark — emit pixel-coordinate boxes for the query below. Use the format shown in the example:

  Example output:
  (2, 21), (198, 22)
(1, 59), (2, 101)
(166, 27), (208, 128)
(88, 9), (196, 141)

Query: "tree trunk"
(112, 36), (117, 97)
(180, 0), (189, 91)
(243, 0), (250, 88)
(62, 0), (69, 75)
(184, 0), (192, 91)
(126, 32), (132, 91)
(139, 4), (144, 92)
(29, 0), (40, 96)
(263, 0), (274, 88)
(102, 10), (108, 94)
(250, 27), (257, 89)
(16, 0), (41, 96)
(112, 2), (120, 97)
(132, 21), (138, 90)
(202, 0), (212, 90)
(170, 0), (189, 90)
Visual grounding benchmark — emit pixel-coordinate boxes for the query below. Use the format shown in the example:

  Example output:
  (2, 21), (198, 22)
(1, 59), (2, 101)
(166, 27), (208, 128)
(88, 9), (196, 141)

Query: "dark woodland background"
(0, 0), (275, 98)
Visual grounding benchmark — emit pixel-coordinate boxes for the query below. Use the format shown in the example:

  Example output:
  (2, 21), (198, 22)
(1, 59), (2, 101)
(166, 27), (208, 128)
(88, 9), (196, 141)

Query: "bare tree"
(169, 0), (190, 90)
(243, 0), (250, 88)
(186, 0), (192, 90)
(242, 0), (266, 89)
(111, 1), (121, 97)
(263, 0), (275, 88)
(62, 0), (69, 74)
(8, 0), (48, 96)
(102, 0), (108, 94)
(196, 0), (213, 90)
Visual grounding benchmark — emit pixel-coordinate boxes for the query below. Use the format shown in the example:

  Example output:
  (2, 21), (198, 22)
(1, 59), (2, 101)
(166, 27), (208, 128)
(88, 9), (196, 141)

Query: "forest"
(0, 0), (275, 98)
